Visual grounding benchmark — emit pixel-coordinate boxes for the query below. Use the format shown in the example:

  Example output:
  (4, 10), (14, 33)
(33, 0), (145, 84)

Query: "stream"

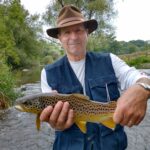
(0, 70), (150, 150)
(0, 82), (55, 150)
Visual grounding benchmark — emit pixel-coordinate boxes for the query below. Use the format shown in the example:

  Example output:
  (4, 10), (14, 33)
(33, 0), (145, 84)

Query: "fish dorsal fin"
(100, 117), (116, 130)
(72, 94), (90, 100)
(75, 121), (87, 133)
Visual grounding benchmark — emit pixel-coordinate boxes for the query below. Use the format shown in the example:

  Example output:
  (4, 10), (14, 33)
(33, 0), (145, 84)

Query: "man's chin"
(67, 50), (86, 57)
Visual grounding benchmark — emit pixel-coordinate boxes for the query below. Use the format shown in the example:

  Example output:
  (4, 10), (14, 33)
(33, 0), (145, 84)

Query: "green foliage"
(0, 60), (20, 105)
(42, 55), (54, 65)
(119, 50), (150, 69)
(89, 38), (150, 55)
(0, 0), (43, 69)
(40, 40), (63, 65)
(126, 56), (150, 68)
(129, 40), (145, 48)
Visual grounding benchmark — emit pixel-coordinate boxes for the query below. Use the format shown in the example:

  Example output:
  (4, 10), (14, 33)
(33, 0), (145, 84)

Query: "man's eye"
(77, 29), (84, 33)
(64, 31), (70, 34)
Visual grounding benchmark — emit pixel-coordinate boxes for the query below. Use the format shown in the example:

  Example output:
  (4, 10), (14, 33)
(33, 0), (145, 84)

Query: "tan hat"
(46, 5), (98, 38)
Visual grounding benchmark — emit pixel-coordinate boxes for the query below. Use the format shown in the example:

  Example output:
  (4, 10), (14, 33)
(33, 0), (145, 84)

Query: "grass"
(119, 50), (150, 69)
(0, 61), (20, 106)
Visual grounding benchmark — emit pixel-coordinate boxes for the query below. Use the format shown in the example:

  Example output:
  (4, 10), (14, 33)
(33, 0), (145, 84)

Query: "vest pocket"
(88, 75), (120, 102)
(54, 130), (84, 150)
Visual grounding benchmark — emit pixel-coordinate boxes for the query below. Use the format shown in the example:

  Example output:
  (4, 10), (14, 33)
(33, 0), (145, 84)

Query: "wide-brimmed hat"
(46, 5), (98, 38)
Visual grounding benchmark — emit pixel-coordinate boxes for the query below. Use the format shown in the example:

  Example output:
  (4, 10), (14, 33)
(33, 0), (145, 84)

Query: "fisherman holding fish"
(39, 5), (150, 150)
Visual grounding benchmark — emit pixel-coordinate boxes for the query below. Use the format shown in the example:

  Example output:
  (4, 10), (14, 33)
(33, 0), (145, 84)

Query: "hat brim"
(46, 19), (98, 38)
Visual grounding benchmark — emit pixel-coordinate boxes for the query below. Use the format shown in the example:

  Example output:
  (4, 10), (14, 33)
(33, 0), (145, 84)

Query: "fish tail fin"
(100, 117), (116, 130)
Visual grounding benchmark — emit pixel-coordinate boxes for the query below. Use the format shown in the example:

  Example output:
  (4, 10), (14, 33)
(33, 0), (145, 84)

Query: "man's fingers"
(54, 102), (74, 130)
(40, 101), (74, 131)
(65, 109), (74, 129)
(133, 111), (145, 125)
(40, 106), (53, 122)
(126, 114), (139, 127)
(49, 101), (63, 127)
(56, 102), (70, 126)
(127, 120), (133, 127)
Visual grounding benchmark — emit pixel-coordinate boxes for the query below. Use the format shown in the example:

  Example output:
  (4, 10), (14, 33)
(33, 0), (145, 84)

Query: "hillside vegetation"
(119, 50), (150, 69)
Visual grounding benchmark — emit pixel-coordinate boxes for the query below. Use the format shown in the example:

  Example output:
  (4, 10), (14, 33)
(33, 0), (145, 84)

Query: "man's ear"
(57, 34), (62, 42)
(57, 35), (63, 47)
(57, 33), (60, 39)
(57, 28), (63, 40)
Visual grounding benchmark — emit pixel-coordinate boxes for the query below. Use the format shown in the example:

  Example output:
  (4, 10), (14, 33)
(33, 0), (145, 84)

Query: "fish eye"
(23, 101), (32, 105)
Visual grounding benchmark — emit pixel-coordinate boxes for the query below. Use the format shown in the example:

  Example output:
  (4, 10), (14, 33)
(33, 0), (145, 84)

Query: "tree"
(0, 0), (43, 69)
(0, 57), (19, 105)
(0, 2), (19, 64)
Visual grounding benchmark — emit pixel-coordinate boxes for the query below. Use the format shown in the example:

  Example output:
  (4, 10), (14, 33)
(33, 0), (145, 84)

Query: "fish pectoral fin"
(75, 121), (87, 133)
(36, 114), (41, 131)
(100, 117), (116, 130)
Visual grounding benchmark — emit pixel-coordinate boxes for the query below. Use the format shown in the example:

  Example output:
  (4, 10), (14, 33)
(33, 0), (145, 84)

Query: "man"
(40, 5), (150, 150)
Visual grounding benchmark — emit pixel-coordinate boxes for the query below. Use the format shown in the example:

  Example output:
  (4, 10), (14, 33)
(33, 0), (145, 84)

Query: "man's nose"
(70, 32), (78, 39)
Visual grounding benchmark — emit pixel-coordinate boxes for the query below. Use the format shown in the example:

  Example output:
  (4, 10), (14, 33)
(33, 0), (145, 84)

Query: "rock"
(22, 69), (29, 72)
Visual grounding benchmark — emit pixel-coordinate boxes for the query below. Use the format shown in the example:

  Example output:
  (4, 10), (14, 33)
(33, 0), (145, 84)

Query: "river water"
(0, 70), (150, 150)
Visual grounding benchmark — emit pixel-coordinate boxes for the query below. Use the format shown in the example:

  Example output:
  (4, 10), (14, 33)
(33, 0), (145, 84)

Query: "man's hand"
(40, 101), (74, 130)
(113, 84), (149, 127)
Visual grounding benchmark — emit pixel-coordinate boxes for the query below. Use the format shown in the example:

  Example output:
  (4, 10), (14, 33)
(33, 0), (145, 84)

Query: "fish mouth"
(15, 105), (25, 111)
(15, 105), (40, 114)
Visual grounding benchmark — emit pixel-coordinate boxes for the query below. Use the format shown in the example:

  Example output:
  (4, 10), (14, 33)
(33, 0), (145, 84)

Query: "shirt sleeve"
(41, 68), (52, 93)
(110, 53), (149, 91)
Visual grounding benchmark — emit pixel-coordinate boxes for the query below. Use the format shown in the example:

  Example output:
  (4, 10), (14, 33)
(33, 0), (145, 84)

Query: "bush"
(0, 61), (20, 105)
(41, 55), (54, 65)
(126, 56), (150, 68)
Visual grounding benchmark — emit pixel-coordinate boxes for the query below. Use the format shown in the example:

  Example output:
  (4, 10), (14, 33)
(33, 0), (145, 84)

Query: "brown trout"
(15, 93), (117, 133)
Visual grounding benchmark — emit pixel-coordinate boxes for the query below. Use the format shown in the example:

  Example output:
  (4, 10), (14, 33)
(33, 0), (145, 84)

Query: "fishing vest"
(45, 52), (127, 150)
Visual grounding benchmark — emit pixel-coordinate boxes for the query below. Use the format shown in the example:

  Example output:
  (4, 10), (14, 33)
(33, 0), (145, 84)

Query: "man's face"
(58, 23), (88, 58)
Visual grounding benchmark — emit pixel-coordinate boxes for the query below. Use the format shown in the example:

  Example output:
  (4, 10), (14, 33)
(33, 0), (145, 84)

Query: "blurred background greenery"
(0, 0), (150, 105)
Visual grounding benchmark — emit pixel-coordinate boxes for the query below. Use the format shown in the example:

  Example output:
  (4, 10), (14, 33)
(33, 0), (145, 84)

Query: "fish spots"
(16, 93), (116, 117)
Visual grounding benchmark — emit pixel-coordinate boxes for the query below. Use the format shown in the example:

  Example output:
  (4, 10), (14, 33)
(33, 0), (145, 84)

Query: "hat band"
(58, 17), (85, 27)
